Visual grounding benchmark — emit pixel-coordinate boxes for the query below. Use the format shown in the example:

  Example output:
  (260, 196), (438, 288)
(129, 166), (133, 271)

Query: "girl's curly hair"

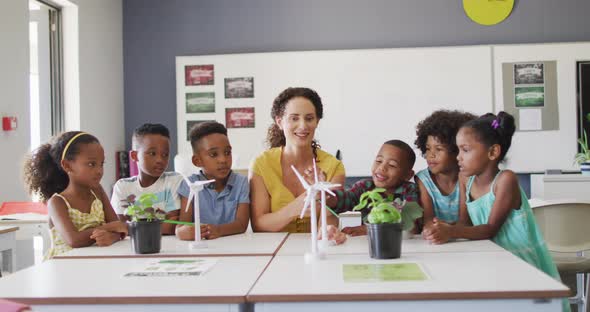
(23, 131), (99, 202)
(415, 110), (476, 156)
(266, 87), (323, 157)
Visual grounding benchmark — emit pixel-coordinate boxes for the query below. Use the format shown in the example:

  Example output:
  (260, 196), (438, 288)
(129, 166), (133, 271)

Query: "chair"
(532, 199), (590, 312)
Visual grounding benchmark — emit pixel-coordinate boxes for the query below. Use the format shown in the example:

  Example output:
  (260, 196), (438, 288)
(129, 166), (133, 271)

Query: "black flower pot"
(366, 222), (402, 259)
(129, 220), (162, 254)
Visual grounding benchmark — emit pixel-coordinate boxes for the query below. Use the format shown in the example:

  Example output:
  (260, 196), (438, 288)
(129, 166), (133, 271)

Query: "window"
(577, 61), (590, 149)
(29, 0), (64, 149)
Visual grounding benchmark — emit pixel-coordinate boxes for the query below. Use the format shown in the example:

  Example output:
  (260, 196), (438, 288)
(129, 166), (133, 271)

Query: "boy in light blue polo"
(176, 121), (250, 240)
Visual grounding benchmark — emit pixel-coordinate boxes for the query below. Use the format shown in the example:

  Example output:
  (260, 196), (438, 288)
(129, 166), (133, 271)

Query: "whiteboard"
(176, 46), (492, 176)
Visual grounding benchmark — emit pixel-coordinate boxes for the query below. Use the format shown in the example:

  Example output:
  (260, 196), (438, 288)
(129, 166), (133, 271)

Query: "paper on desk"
(343, 263), (428, 282)
(124, 258), (218, 277)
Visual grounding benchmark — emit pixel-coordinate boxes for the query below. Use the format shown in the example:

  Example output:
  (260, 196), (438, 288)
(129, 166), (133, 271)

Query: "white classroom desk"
(0, 256), (271, 312)
(0, 225), (18, 273)
(0, 213), (49, 270)
(277, 233), (504, 256)
(248, 252), (570, 312)
(54, 232), (288, 259)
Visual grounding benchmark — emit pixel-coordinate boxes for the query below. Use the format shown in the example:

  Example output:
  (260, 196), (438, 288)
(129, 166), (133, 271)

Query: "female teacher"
(250, 87), (346, 234)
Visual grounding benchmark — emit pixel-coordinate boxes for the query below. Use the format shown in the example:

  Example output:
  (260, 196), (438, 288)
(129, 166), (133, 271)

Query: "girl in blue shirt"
(414, 110), (475, 234)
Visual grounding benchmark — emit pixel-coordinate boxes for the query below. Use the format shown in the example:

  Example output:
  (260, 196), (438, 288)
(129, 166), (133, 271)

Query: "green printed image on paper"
(515, 86), (544, 107)
(343, 263), (427, 282)
(186, 92), (215, 113)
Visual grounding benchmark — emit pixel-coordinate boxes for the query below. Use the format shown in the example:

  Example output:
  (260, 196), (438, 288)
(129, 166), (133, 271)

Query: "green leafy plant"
(122, 193), (166, 222)
(352, 188), (423, 231)
(575, 131), (590, 165)
(574, 113), (590, 165)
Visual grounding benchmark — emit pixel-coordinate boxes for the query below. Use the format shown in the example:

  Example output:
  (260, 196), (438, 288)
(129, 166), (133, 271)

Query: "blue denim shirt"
(178, 170), (250, 225)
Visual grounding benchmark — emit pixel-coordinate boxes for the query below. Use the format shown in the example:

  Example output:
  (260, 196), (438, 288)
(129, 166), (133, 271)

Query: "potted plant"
(575, 113), (590, 176)
(575, 131), (590, 175)
(353, 188), (423, 259)
(123, 193), (166, 254)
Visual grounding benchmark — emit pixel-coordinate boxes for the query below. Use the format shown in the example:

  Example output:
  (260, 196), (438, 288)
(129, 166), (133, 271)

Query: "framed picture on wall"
(226, 107), (255, 128)
(185, 65), (214, 85)
(514, 63), (544, 85)
(186, 92), (215, 113)
(187, 120), (215, 140)
(224, 77), (254, 98)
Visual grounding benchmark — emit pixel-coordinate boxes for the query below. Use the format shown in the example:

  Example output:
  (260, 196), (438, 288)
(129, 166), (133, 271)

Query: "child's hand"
(102, 221), (128, 235)
(202, 224), (221, 240)
(423, 218), (451, 244)
(318, 225), (347, 245)
(422, 223), (434, 239)
(90, 229), (120, 246)
(341, 225), (367, 236)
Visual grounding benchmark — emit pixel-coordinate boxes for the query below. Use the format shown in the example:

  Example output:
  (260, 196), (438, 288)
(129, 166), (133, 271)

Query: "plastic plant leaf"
(138, 193), (158, 208)
(375, 203), (401, 223)
(401, 202), (424, 231)
(367, 210), (385, 224)
(354, 192), (371, 210)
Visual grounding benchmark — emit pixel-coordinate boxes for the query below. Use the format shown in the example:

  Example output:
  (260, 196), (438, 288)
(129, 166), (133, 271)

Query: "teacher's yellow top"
(251, 147), (345, 233)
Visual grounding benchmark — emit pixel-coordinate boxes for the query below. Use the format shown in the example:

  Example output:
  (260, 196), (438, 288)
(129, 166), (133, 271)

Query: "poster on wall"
(226, 107), (255, 128)
(186, 92), (215, 113)
(187, 120), (215, 140)
(515, 86), (545, 107)
(224, 77), (254, 98)
(514, 63), (544, 85)
(185, 65), (214, 86)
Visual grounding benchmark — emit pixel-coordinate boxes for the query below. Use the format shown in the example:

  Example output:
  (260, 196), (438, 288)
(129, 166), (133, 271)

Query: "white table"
(0, 225), (18, 273)
(248, 252), (569, 312)
(55, 232), (288, 259)
(0, 213), (49, 270)
(277, 233), (504, 256)
(0, 256), (271, 311)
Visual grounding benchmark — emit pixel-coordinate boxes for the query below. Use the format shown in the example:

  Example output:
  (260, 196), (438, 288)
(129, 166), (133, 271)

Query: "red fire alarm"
(2, 117), (17, 131)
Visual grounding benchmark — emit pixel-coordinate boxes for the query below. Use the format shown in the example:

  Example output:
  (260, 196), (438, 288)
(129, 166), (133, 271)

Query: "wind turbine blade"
(290, 165), (310, 189)
(185, 191), (194, 212)
(313, 159), (319, 183)
(300, 193), (312, 219)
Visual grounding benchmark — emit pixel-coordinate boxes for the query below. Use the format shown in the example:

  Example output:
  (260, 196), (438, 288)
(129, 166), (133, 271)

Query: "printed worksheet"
(124, 258), (218, 277)
(343, 263), (428, 282)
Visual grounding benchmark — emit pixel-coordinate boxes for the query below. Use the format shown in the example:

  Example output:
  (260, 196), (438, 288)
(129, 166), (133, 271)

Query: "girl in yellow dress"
(24, 131), (127, 259)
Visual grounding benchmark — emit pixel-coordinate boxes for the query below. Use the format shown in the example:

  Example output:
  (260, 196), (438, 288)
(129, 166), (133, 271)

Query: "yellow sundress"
(45, 191), (106, 259)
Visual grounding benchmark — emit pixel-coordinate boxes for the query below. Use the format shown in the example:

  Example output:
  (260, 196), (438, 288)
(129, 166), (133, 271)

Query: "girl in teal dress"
(423, 111), (570, 312)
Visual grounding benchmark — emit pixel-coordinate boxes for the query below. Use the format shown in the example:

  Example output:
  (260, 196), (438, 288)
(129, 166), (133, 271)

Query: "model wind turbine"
(291, 161), (340, 261)
(184, 177), (215, 249)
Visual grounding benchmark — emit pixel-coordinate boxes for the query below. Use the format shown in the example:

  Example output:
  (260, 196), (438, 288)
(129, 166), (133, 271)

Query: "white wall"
(74, 0), (124, 195)
(0, 0), (30, 202)
(176, 47), (492, 176)
(0, 0), (124, 203)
